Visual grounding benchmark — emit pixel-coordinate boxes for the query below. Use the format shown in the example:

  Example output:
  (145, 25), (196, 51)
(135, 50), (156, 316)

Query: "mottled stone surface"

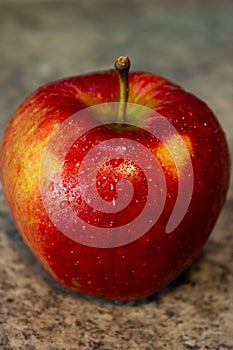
(0, 1), (232, 349)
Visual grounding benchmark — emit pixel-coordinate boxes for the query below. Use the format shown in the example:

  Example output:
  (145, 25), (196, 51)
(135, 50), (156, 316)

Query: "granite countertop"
(0, 1), (232, 349)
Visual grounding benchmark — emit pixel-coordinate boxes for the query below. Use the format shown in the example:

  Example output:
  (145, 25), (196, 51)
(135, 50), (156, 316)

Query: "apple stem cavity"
(114, 56), (131, 123)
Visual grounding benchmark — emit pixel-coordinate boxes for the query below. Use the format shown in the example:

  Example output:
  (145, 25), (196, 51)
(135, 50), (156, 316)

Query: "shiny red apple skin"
(0, 69), (230, 301)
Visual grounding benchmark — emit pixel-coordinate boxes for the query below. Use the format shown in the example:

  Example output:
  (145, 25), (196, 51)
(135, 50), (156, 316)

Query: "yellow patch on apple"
(156, 134), (193, 177)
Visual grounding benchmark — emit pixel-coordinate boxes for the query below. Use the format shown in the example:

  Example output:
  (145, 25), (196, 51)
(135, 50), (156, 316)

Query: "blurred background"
(0, 1), (232, 349)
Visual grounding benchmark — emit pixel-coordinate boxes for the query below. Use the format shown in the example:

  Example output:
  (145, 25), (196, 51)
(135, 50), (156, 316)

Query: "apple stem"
(114, 56), (131, 124)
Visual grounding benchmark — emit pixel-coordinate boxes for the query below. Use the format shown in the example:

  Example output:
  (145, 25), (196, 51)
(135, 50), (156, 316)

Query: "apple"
(0, 56), (230, 301)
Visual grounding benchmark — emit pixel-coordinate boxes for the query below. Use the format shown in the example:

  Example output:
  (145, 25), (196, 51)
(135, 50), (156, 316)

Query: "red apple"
(0, 57), (230, 301)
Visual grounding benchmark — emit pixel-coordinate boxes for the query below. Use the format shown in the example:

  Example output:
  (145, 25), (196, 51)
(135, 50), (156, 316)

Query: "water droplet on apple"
(76, 196), (82, 205)
(40, 177), (46, 185)
(59, 200), (70, 209)
(49, 181), (54, 191)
